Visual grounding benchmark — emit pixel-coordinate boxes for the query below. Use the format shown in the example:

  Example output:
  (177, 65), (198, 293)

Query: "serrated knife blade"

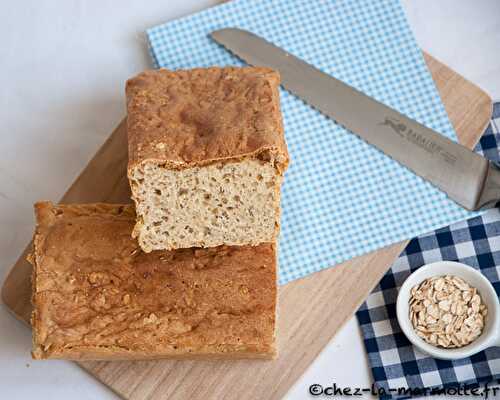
(211, 28), (500, 211)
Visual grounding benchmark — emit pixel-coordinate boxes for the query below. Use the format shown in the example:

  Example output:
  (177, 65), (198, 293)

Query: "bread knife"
(211, 28), (500, 211)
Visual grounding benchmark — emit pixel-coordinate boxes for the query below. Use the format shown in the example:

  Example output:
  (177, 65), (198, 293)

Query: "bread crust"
(30, 202), (277, 360)
(126, 67), (289, 174)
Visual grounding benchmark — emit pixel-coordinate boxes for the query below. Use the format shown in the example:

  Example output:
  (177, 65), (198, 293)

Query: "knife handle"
(476, 162), (500, 209)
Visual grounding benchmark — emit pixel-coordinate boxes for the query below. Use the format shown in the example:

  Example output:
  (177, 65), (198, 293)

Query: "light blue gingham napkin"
(147, 0), (476, 285)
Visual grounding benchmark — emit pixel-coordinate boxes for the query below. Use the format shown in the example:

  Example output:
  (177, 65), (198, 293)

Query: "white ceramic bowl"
(396, 261), (500, 360)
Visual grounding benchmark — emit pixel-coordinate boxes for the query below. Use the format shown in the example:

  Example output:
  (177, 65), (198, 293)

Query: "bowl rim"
(396, 261), (500, 360)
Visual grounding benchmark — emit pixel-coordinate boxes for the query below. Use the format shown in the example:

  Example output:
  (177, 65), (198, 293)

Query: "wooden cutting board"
(1, 54), (492, 400)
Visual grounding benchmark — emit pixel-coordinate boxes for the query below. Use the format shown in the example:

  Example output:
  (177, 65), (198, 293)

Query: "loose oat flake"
(409, 275), (487, 348)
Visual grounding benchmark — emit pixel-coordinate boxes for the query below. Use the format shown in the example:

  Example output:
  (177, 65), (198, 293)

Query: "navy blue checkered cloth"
(356, 102), (500, 399)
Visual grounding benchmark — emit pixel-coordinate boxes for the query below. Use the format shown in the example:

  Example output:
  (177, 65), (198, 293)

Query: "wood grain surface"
(1, 54), (492, 400)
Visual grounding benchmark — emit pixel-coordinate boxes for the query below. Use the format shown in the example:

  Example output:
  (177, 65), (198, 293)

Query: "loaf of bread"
(126, 67), (289, 252)
(30, 202), (277, 360)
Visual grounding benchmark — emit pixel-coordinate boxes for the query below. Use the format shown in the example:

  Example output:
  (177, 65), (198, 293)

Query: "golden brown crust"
(31, 202), (277, 360)
(126, 67), (289, 172)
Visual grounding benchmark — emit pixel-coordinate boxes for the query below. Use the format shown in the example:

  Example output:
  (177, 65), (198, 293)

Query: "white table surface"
(1, 1), (499, 399)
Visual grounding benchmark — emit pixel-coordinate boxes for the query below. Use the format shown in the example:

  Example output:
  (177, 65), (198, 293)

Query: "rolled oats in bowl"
(409, 275), (488, 349)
